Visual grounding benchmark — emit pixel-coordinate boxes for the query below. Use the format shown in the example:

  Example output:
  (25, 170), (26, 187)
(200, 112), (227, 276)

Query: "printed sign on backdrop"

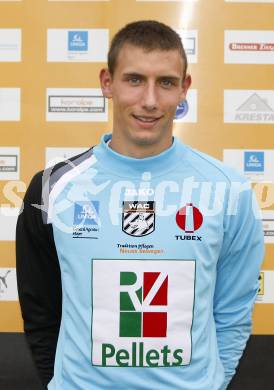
(262, 210), (274, 244)
(47, 29), (108, 62)
(223, 149), (274, 182)
(177, 30), (198, 64)
(226, 0), (274, 2)
(45, 147), (89, 168)
(0, 29), (21, 62)
(174, 89), (197, 123)
(0, 207), (20, 241)
(0, 88), (20, 121)
(0, 147), (20, 180)
(46, 88), (108, 122)
(224, 90), (274, 124)
(48, 0), (109, 2)
(225, 30), (274, 64)
(256, 271), (274, 304)
(136, 0), (198, 2)
(0, 268), (18, 301)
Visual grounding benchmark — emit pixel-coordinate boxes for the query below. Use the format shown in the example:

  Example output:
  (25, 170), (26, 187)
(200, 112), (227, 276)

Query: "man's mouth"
(132, 114), (162, 123)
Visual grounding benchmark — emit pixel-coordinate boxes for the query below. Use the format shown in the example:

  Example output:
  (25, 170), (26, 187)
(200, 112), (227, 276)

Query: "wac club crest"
(122, 201), (155, 237)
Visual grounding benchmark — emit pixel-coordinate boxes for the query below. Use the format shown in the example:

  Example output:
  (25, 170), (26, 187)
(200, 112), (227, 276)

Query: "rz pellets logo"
(92, 259), (195, 368)
(120, 271), (168, 338)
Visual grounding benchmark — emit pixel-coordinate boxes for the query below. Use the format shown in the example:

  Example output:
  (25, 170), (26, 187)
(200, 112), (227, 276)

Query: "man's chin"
(130, 132), (159, 146)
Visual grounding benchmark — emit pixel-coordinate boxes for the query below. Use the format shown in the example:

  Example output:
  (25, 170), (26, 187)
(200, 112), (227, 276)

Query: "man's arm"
(213, 183), (264, 389)
(16, 172), (62, 388)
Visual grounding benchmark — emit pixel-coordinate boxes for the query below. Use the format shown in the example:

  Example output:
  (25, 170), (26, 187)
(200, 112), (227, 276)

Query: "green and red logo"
(120, 271), (168, 338)
(92, 259), (195, 367)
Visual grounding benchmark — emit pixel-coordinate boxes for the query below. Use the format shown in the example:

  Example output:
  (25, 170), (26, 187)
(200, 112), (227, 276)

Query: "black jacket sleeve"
(16, 171), (62, 388)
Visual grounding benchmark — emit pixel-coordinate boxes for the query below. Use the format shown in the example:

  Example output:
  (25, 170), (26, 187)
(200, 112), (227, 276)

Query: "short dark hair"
(108, 20), (188, 79)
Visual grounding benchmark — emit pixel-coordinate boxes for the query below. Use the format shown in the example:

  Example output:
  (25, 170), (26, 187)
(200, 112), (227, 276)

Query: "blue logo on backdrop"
(73, 201), (99, 238)
(68, 31), (88, 52)
(175, 100), (189, 119)
(244, 151), (264, 173)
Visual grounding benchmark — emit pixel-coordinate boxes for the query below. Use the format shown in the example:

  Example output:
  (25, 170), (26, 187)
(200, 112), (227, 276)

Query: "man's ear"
(100, 68), (113, 99)
(180, 73), (192, 101)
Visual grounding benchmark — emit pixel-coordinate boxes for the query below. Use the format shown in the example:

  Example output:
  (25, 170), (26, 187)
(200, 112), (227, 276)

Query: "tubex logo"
(176, 203), (203, 233)
(175, 204), (203, 242)
(244, 151), (264, 172)
(120, 271), (168, 338)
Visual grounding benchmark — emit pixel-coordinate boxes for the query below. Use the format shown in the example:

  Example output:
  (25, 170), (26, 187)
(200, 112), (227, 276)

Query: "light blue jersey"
(45, 133), (264, 390)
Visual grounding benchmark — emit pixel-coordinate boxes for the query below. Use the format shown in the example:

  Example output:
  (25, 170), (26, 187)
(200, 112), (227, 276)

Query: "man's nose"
(141, 82), (158, 111)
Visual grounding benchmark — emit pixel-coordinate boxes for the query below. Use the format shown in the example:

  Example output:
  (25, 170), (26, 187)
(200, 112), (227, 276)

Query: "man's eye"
(129, 77), (141, 84)
(161, 80), (173, 87)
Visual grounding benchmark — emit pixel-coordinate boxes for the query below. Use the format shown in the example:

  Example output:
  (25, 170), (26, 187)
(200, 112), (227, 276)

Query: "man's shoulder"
(184, 144), (247, 185)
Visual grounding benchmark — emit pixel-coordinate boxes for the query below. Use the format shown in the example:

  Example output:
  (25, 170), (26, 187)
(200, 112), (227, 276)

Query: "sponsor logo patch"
(258, 272), (264, 296)
(223, 149), (274, 182)
(225, 31), (274, 64)
(92, 259), (195, 367)
(177, 30), (198, 64)
(0, 155), (18, 173)
(256, 270), (274, 303)
(173, 89), (197, 123)
(244, 151), (264, 172)
(46, 88), (108, 122)
(175, 100), (189, 119)
(224, 90), (274, 124)
(120, 271), (168, 337)
(47, 28), (108, 62)
(68, 31), (88, 52)
(176, 203), (203, 233)
(262, 210), (274, 244)
(175, 204), (203, 242)
(122, 201), (155, 237)
(0, 147), (20, 180)
(73, 201), (100, 238)
(0, 268), (18, 301)
(229, 42), (274, 52)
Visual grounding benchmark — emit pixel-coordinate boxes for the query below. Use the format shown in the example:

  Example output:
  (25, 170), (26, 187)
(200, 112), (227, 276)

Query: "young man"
(16, 21), (264, 390)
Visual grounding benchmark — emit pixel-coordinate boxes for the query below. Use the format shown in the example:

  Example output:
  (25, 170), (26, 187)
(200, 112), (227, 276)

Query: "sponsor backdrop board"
(224, 90), (274, 125)
(0, 0), (273, 352)
(46, 88), (108, 122)
(45, 146), (89, 168)
(0, 147), (20, 180)
(223, 149), (274, 182)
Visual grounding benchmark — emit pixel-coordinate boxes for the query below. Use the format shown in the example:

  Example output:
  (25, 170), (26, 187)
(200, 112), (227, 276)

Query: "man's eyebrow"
(122, 72), (144, 78)
(122, 73), (181, 81)
(158, 75), (181, 82)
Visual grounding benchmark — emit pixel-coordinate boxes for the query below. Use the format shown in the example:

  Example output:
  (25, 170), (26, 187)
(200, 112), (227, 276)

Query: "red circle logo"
(176, 203), (203, 233)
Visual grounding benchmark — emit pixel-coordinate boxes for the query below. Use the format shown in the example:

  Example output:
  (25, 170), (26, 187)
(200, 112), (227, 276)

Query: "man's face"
(100, 44), (191, 150)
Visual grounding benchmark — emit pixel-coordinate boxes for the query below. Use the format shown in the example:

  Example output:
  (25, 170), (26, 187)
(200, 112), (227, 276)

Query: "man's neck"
(108, 134), (173, 159)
